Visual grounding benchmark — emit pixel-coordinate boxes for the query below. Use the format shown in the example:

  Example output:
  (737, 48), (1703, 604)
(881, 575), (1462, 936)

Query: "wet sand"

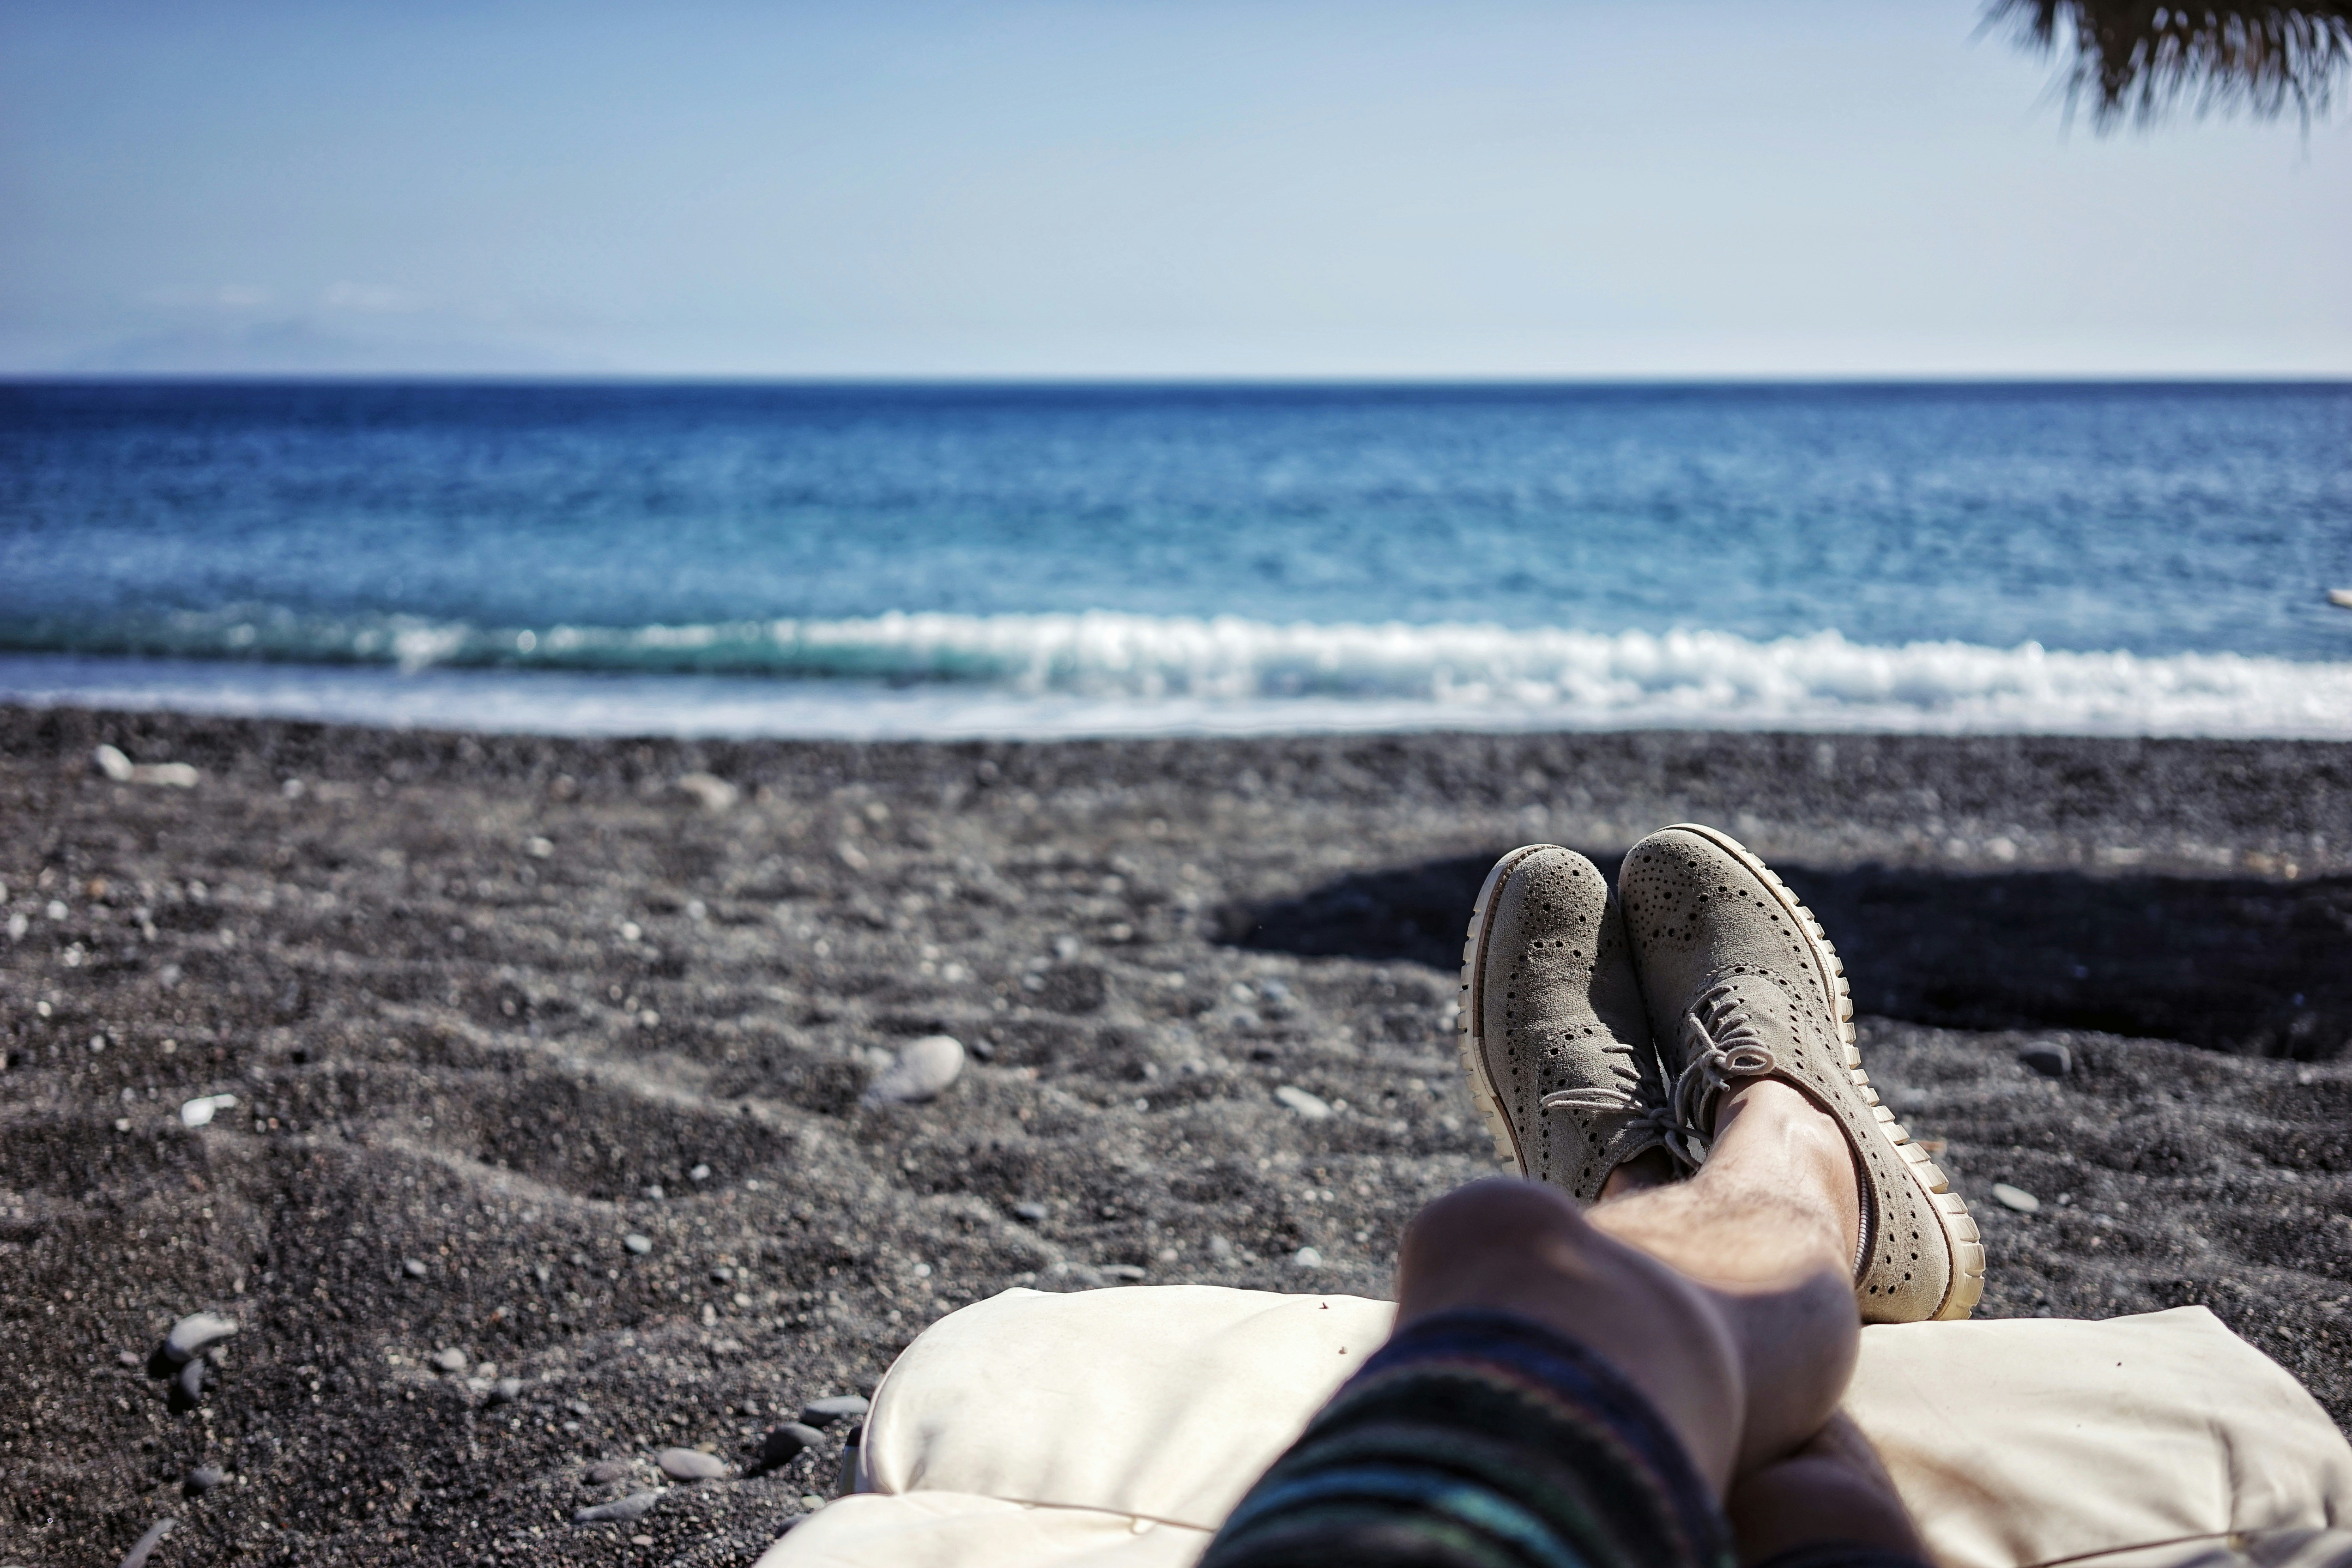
(3, 708), (2348, 1566)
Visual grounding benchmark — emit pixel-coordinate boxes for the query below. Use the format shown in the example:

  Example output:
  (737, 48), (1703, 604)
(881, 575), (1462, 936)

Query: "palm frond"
(1987, 1), (2352, 126)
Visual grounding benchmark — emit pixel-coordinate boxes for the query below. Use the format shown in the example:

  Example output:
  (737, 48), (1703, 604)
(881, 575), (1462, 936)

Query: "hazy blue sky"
(4, 1), (2346, 377)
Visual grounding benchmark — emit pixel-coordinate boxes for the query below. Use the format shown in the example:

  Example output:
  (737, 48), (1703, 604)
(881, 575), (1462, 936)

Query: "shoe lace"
(1538, 1041), (1680, 1145)
(1662, 981), (1779, 1169)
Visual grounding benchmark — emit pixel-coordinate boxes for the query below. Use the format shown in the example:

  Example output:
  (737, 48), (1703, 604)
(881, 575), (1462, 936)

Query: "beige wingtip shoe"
(1458, 844), (1673, 1204)
(1619, 824), (1986, 1324)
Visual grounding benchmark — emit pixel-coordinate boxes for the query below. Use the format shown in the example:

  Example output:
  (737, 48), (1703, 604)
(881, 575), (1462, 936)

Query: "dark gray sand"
(3, 709), (2349, 1566)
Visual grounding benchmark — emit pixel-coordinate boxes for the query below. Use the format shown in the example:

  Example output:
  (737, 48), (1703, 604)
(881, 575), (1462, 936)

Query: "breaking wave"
(3, 609), (2350, 738)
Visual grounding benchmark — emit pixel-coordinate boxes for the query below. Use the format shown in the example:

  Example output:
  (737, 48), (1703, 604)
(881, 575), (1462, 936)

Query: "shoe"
(1618, 825), (1985, 1323)
(1458, 845), (1673, 1203)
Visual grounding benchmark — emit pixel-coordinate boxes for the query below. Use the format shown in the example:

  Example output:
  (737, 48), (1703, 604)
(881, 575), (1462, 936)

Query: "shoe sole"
(1456, 844), (1554, 1177)
(1655, 823), (1986, 1321)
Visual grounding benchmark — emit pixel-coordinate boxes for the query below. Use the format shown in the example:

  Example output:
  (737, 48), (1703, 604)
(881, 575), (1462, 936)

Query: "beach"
(4, 707), (2349, 1567)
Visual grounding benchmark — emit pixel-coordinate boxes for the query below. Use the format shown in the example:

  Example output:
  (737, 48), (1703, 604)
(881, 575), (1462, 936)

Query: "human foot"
(1618, 825), (1985, 1323)
(1459, 845), (1671, 1203)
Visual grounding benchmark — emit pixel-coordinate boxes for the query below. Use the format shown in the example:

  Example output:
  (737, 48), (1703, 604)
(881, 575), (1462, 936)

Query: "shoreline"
(3, 707), (2347, 1564)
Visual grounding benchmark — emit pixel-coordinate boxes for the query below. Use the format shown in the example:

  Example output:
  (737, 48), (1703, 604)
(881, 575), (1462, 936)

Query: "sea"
(2, 380), (2348, 740)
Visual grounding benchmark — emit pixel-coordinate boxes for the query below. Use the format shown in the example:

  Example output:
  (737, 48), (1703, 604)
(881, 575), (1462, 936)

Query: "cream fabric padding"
(1847, 1310), (2352, 1568)
(758, 1288), (2352, 1568)
(770, 1491), (1211, 1568)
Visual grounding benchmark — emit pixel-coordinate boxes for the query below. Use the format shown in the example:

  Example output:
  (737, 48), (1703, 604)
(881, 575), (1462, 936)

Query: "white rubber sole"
(1456, 844), (1554, 1177)
(1655, 823), (1986, 1321)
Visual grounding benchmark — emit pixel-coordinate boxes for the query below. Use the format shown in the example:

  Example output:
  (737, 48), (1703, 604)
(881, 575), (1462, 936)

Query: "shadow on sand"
(1217, 851), (2352, 1061)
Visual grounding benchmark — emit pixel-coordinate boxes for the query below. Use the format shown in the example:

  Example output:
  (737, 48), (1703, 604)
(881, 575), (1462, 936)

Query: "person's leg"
(1396, 1077), (1861, 1492)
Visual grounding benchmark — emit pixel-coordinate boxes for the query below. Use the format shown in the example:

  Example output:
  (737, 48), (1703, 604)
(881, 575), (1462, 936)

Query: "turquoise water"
(2, 381), (2348, 736)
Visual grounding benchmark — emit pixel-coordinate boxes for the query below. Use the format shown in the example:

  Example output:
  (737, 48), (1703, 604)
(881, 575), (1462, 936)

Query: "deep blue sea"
(3, 381), (2348, 738)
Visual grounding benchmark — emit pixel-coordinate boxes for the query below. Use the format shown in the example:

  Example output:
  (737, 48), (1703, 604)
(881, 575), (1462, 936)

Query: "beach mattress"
(756, 1285), (2352, 1568)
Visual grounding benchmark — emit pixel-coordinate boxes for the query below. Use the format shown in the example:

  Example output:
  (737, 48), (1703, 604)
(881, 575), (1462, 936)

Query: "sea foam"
(3, 611), (2349, 739)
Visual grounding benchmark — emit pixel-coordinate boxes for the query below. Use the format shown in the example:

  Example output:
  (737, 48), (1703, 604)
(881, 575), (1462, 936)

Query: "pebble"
(689, 1164), (711, 1182)
(573, 1490), (661, 1525)
(1991, 1183), (2043, 1214)
(430, 1347), (470, 1375)
(178, 1094), (236, 1128)
(760, 1423), (825, 1467)
(119, 1517), (176, 1568)
(2018, 1045), (2073, 1079)
(402, 1259), (428, 1279)
(585, 1459), (634, 1485)
(799, 1395), (869, 1428)
(1012, 1201), (1047, 1223)
(488, 1377), (525, 1405)
(1106, 1264), (1146, 1281)
(1275, 1085), (1333, 1121)
(623, 1233), (654, 1255)
(861, 1035), (964, 1106)
(118, 1349), (143, 1367)
(674, 772), (739, 813)
(162, 1313), (238, 1366)
(169, 1359), (206, 1411)
(1292, 1246), (1324, 1269)
(657, 1447), (729, 1481)
(93, 744), (136, 783)
(183, 1466), (224, 1495)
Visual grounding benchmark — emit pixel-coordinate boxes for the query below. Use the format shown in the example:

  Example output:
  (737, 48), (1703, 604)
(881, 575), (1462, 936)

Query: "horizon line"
(8, 370), (2352, 389)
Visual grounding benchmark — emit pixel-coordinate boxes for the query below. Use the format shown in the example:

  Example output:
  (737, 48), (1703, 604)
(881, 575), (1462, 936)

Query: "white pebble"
(1275, 1085), (1332, 1121)
(1991, 1182), (2041, 1214)
(92, 744), (135, 782)
(674, 773), (738, 813)
(862, 1035), (964, 1106)
(179, 1094), (236, 1128)
(1292, 1247), (1323, 1269)
(163, 1311), (239, 1364)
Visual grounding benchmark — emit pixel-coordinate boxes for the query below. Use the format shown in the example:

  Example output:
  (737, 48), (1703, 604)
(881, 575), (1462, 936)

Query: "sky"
(2, 0), (2348, 379)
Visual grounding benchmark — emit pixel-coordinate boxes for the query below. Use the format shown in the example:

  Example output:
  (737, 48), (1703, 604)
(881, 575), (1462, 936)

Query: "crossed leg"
(1396, 1080), (1922, 1561)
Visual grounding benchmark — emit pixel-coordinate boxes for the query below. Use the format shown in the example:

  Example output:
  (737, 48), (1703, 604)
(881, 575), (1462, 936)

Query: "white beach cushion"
(757, 1287), (2352, 1568)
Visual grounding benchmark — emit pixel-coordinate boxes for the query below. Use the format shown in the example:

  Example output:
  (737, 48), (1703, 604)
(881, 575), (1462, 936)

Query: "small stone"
(2018, 1045), (2073, 1079)
(573, 1490), (661, 1525)
(1207, 1235), (1234, 1260)
(861, 1035), (964, 1106)
(402, 1259), (428, 1279)
(1991, 1183), (2042, 1214)
(162, 1313), (238, 1366)
(169, 1359), (206, 1411)
(643, 1184), (665, 1200)
(1011, 1201), (1047, 1223)
(94, 744), (136, 783)
(1275, 1085), (1332, 1121)
(689, 1164), (711, 1182)
(488, 1377), (525, 1405)
(675, 772), (739, 813)
(585, 1459), (633, 1485)
(623, 1233), (654, 1255)
(430, 1347), (470, 1375)
(658, 1446), (729, 1481)
(526, 836), (555, 859)
(566, 1398), (595, 1418)
(183, 1465), (224, 1495)
(1106, 1264), (1146, 1281)
(759, 1421), (826, 1468)
(631, 1536), (656, 1548)
(119, 1349), (143, 1367)
(178, 1094), (235, 1128)
(1292, 1246), (1324, 1269)
(799, 1395), (869, 1428)
(119, 1517), (177, 1568)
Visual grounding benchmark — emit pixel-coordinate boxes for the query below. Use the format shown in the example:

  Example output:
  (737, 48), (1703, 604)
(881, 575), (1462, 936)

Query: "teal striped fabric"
(1200, 1308), (1730, 1568)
